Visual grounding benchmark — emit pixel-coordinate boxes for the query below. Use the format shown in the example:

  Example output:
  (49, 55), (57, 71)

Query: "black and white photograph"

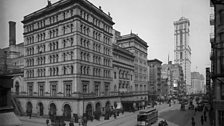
(0, 0), (223, 126)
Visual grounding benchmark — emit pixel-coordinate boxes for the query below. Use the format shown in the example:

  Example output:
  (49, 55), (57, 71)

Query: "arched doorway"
(95, 102), (101, 113)
(49, 103), (57, 119)
(86, 104), (93, 120)
(38, 102), (44, 116)
(63, 104), (71, 121)
(95, 102), (101, 120)
(15, 82), (19, 95)
(26, 102), (32, 116)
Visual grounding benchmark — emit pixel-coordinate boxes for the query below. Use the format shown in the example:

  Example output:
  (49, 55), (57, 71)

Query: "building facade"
(116, 33), (149, 98)
(19, 0), (120, 120)
(161, 61), (185, 97)
(191, 72), (205, 94)
(210, 0), (224, 126)
(147, 59), (162, 95)
(174, 17), (191, 94)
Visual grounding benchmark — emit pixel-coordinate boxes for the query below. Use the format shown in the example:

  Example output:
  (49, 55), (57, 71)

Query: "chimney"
(9, 21), (16, 46)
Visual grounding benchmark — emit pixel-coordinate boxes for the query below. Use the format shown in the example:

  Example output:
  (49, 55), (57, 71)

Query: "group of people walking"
(191, 105), (208, 126)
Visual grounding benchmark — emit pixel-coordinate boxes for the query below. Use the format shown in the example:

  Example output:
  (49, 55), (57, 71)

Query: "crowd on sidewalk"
(191, 103), (210, 126)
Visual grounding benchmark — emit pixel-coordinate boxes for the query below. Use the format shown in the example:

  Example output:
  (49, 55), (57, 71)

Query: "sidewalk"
(19, 103), (167, 126)
(184, 110), (210, 126)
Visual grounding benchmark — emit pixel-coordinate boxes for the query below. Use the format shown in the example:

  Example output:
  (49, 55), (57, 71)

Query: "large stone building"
(174, 17), (191, 94)
(112, 44), (146, 111)
(191, 72), (204, 94)
(19, 0), (118, 120)
(116, 33), (149, 99)
(147, 59), (162, 95)
(210, 0), (224, 126)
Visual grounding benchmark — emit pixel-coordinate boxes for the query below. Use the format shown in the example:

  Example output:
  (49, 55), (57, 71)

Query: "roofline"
(22, 0), (114, 25)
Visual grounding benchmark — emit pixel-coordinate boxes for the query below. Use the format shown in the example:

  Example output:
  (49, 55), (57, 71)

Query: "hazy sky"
(0, 0), (211, 76)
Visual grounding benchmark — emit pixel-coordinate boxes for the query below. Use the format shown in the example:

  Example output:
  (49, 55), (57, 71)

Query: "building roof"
(174, 17), (190, 26)
(22, 0), (114, 25)
(113, 44), (135, 58)
(147, 59), (162, 64)
(117, 33), (148, 48)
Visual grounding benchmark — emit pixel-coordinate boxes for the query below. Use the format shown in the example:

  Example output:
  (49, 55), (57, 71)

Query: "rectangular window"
(38, 82), (44, 96)
(64, 81), (72, 97)
(27, 82), (33, 96)
(114, 72), (116, 79)
(104, 82), (110, 96)
(50, 82), (57, 96)
(94, 82), (100, 96)
(82, 81), (89, 93)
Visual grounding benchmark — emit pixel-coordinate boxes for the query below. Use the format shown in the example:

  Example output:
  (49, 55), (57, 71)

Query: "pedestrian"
(204, 114), (207, 122)
(191, 117), (195, 126)
(201, 115), (204, 126)
(69, 121), (74, 126)
(46, 119), (49, 126)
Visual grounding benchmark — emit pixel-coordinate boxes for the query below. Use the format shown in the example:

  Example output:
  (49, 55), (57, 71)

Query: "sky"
(0, 0), (211, 77)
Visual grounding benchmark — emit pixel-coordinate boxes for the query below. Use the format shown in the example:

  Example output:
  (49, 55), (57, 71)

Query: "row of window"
(27, 47), (34, 56)
(37, 32), (46, 42)
(25, 7), (112, 35)
(80, 65), (90, 75)
(103, 36), (110, 45)
(93, 55), (100, 64)
(93, 42), (101, 52)
(49, 67), (59, 76)
(80, 37), (90, 48)
(103, 69), (110, 78)
(49, 28), (59, 39)
(25, 8), (74, 33)
(103, 58), (110, 66)
(93, 30), (101, 40)
(63, 37), (74, 48)
(27, 81), (72, 97)
(27, 36), (34, 45)
(93, 67), (101, 76)
(49, 41), (59, 51)
(37, 44), (46, 53)
(26, 50), (112, 67)
(63, 51), (73, 61)
(27, 69), (34, 78)
(49, 54), (59, 63)
(37, 68), (46, 77)
(27, 58), (34, 66)
(80, 10), (89, 21)
(103, 46), (110, 55)
(62, 22), (74, 35)
(80, 51), (90, 61)
(80, 23), (90, 36)
(37, 56), (45, 65)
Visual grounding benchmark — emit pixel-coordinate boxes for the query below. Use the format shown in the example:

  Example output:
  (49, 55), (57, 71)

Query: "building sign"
(206, 67), (211, 95)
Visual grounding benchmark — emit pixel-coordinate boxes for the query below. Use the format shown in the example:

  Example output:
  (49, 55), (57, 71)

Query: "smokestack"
(9, 21), (16, 46)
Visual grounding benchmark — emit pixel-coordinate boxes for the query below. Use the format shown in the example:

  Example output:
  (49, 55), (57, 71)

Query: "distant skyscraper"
(174, 17), (191, 94)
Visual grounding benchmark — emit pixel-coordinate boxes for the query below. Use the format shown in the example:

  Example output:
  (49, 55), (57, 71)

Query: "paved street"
(19, 102), (210, 126)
